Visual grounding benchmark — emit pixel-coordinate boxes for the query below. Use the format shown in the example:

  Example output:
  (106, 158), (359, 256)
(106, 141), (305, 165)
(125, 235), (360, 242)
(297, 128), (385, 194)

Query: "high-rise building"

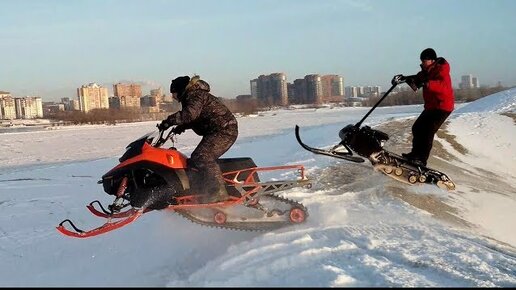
(291, 79), (307, 104)
(271, 73), (288, 106)
(112, 83), (142, 109)
(286, 83), (296, 104)
(357, 86), (364, 96)
(139, 94), (159, 113)
(460, 74), (474, 89)
(363, 86), (381, 97)
(0, 96), (16, 119)
(472, 77), (480, 88)
(140, 95), (158, 107)
(61, 97), (80, 111)
(114, 83), (142, 98)
(150, 87), (164, 103)
(320, 75), (344, 103)
(77, 83), (109, 112)
(345, 86), (358, 98)
(253, 73), (288, 106)
(250, 79), (258, 99)
(0, 91), (11, 119)
(14, 97), (43, 119)
(109, 96), (141, 109)
(305, 74), (323, 104)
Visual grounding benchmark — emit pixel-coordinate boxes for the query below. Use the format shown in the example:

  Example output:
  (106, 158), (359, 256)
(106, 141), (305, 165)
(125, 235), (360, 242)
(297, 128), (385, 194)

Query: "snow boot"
(402, 152), (426, 167)
(402, 152), (415, 160)
(200, 175), (230, 204)
(201, 186), (230, 203)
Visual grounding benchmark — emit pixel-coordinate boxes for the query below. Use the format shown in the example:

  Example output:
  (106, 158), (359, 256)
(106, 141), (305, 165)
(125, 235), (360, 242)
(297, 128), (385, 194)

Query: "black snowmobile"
(57, 126), (311, 238)
(295, 77), (455, 191)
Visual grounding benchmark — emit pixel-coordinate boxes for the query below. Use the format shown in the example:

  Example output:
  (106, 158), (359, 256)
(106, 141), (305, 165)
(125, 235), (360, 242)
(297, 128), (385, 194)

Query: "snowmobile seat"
(217, 157), (260, 197)
(217, 157), (260, 182)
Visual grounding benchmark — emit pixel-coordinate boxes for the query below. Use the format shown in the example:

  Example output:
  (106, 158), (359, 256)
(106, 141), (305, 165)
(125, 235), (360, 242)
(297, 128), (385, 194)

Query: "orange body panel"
(110, 142), (188, 173)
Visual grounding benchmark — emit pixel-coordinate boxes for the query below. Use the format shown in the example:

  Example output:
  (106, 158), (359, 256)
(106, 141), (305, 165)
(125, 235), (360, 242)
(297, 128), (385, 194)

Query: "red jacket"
(416, 57), (455, 112)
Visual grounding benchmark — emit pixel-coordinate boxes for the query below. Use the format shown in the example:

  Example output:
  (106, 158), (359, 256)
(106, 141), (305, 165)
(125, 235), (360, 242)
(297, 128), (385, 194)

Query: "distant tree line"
(363, 85), (511, 107)
(49, 108), (170, 125)
(221, 97), (260, 116)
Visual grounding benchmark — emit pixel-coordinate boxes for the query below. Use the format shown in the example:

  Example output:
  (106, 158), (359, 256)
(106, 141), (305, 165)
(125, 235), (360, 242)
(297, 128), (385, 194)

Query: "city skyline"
(1, 0), (515, 102)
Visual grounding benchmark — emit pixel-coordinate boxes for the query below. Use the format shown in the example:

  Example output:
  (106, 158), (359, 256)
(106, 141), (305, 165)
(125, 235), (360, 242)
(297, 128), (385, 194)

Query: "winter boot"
(201, 186), (230, 204)
(402, 152), (414, 160)
(200, 173), (230, 204)
(414, 158), (427, 167)
(402, 152), (426, 167)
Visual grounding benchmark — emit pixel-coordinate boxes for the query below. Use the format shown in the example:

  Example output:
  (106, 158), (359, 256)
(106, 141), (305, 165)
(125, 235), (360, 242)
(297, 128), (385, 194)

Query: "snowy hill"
(0, 90), (515, 286)
(455, 87), (516, 113)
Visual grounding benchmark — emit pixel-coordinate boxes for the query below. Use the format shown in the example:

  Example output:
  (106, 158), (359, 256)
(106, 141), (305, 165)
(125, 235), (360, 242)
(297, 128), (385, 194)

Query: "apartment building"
(114, 83), (142, 98)
(14, 97), (43, 119)
(77, 83), (109, 112)
(251, 73), (288, 106)
(0, 95), (16, 119)
(111, 83), (142, 109)
(304, 74), (323, 104)
(320, 75), (344, 103)
(460, 74), (480, 89)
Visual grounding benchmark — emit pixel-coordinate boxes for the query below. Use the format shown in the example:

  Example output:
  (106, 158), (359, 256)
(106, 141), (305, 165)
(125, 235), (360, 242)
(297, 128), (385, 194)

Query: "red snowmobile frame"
(57, 127), (311, 238)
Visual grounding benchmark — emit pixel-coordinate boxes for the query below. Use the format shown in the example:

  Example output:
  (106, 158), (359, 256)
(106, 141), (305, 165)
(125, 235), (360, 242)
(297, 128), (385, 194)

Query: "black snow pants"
(189, 123), (238, 195)
(410, 109), (451, 165)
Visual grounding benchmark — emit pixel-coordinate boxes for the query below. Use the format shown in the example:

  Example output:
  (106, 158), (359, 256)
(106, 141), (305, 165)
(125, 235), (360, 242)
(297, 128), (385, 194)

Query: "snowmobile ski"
(57, 209), (144, 238)
(295, 125), (365, 163)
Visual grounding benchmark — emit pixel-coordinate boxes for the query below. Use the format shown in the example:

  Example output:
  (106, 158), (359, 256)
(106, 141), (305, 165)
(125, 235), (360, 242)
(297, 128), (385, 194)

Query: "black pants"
(190, 124), (238, 195)
(410, 109), (451, 164)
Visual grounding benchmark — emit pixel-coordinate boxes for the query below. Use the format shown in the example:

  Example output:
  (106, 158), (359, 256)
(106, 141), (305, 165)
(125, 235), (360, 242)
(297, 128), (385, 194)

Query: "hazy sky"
(1, 0), (515, 101)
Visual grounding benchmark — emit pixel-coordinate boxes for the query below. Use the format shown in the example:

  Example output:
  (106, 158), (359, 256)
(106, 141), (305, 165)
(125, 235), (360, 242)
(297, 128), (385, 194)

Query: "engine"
(339, 124), (389, 158)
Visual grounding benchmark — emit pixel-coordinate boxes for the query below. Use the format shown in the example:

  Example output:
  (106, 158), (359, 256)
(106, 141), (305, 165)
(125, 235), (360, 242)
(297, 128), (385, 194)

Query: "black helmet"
(170, 76), (190, 94)
(420, 48), (437, 61)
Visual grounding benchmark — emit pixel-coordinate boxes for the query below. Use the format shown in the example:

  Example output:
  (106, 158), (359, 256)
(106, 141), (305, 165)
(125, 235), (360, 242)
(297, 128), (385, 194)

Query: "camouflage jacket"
(168, 77), (237, 136)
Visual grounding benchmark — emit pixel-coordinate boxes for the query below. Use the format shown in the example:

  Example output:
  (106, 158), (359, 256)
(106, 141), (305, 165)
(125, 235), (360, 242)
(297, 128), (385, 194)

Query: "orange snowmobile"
(57, 126), (311, 238)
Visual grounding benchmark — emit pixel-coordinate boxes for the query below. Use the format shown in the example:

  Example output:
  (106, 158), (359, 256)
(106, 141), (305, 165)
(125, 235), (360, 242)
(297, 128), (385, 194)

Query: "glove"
(157, 120), (171, 131)
(406, 73), (426, 91)
(391, 74), (407, 86)
(171, 125), (187, 135)
(157, 115), (175, 131)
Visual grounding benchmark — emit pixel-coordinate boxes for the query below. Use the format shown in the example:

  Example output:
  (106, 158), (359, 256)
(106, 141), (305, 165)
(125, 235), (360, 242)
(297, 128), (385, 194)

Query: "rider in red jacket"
(395, 48), (455, 166)
(414, 54), (454, 112)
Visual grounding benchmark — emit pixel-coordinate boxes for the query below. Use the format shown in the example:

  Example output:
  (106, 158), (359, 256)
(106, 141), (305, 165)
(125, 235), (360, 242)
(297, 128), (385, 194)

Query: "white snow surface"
(0, 92), (515, 287)
(454, 87), (516, 114)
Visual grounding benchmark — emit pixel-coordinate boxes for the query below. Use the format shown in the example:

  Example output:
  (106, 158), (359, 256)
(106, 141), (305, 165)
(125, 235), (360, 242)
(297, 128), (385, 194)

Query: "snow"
(447, 113), (515, 182)
(454, 87), (516, 114)
(0, 91), (515, 286)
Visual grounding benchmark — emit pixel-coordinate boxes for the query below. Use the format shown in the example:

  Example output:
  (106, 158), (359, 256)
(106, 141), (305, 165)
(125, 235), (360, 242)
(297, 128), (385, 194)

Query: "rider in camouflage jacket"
(159, 75), (238, 202)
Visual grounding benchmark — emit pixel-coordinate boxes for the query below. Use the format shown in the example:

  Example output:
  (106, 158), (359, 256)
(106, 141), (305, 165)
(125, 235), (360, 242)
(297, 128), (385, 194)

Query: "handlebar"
(155, 125), (176, 148)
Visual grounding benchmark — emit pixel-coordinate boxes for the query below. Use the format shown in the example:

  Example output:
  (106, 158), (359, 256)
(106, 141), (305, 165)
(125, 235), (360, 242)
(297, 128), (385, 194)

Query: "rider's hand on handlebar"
(391, 74), (407, 86)
(157, 119), (173, 131)
(171, 125), (186, 135)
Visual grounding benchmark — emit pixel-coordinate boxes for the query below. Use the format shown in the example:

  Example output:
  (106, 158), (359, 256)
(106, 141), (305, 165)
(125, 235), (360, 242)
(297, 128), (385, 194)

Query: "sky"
(0, 89), (514, 286)
(1, 0), (516, 101)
